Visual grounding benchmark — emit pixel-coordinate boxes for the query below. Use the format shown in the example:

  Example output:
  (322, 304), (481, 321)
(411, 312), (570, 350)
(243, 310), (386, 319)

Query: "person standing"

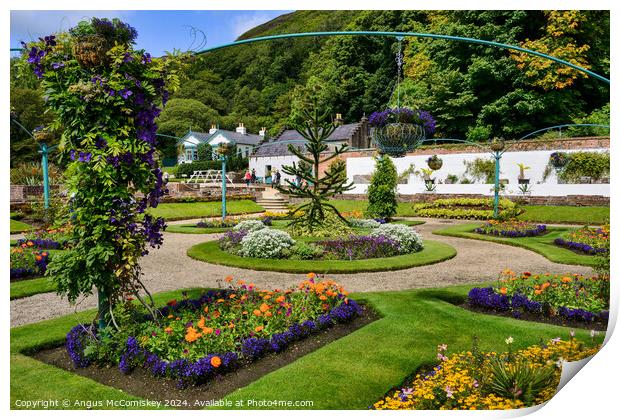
(244, 169), (252, 186)
(251, 168), (256, 184)
(275, 169), (281, 186)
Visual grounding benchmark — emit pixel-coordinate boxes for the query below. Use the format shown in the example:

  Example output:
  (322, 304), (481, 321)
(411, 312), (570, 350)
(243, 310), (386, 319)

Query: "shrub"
(10, 247), (50, 279)
(543, 151), (610, 183)
(411, 198), (521, 220)
(349, 218), (381, 229)
(288, 211), (353, 238)
(218, 230), (247, 253)
(370, 224), (423, 253)
(366, 156), (398, 220)
(233, 219), (267, 233)
(464, 157), (495, 183)
(240, 229), (295, 259)
(286, 242), (325, 260)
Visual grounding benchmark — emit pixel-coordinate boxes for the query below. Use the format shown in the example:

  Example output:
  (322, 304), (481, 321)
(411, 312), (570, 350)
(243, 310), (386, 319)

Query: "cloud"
(11, 10), (131, 43)
(230, 11), (280, 39)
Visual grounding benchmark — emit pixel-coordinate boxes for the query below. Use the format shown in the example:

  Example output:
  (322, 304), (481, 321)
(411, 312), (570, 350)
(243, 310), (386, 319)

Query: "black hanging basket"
(427, 155), (443, 170)
(372, 123), (426, 158)
(489, 138), (505, 152)
(550, 152), (569, 169)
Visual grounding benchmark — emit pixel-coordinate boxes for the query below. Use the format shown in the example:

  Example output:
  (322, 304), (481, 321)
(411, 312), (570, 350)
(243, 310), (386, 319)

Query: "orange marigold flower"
(255, 325), (264, 332)
(259, 303), (270, 312)
(264, 311), (273, 317)
(167, 314), (174, 319)
(203, 306), (209, 313)
(229, 294), (236, 299)
(307, 272), (316, 278)
(319, 295), (327, 301)
(27, 241), (34, 246)
(217, 299), (225, 303)
(167, 299), (177, 306)
(225, 275), (234, 283)
(35, 255), (42, 261)
(534, 289), (543, 295)
(562, 276), (572, 283)
(202, 327), (213, 334)
(197, 316), (206, 328)
(253, 309), (262, 317)
(499, 287), (508, 295)
(164, 327), (173, 334)
(212, 310), (221, 318)
(248, 283), (255, 289)
(210, 356), (222, 368)
(276, 295), (286, 303)
(237, 280), (245, 285)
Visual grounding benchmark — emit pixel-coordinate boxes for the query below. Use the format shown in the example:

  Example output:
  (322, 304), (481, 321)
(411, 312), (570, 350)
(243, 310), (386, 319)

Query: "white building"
(177, 123), (266, 164)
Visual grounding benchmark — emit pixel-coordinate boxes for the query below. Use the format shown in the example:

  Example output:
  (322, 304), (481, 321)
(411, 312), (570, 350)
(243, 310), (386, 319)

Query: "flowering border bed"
(474, 220), (546, 238)
(66, 280), (363, 388)
(553, 225), (609, 255)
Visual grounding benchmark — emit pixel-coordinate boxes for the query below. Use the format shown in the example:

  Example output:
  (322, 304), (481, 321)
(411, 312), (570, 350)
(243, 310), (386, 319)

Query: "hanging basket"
(427, 155), (443, 170)
(489, 138), (505, 152)
(72, 35), (110, 68)
(549, 152), (569, 169)
(33, 130), (54, 143)
(372, 123), (426, 158)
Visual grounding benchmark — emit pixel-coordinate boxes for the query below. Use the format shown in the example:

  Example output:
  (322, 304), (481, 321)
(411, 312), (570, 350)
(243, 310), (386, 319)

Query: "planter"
(550, 152), (569, 168)
(427, 155), (443, 170)
(33, 131), (54, 143)
(518, 178), (530, 185)
(489, 138), (505, 152)
(372, 123), (426, 157)
(72, 35), (109, 68)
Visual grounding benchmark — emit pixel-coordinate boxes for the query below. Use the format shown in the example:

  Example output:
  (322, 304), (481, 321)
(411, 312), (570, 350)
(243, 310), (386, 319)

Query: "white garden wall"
(345, 148), (610, 197)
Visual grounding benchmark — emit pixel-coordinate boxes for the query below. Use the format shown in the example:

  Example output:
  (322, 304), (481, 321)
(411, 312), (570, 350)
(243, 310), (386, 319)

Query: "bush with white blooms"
(234, 219), (267, 233)
(370, 224), (423, 253)
(240, 229), (295, 259)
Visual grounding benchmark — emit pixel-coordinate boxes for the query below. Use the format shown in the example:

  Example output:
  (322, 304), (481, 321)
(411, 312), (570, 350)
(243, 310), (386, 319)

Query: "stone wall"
(162, 182), (264, 202)
(10, 185), (60, 203)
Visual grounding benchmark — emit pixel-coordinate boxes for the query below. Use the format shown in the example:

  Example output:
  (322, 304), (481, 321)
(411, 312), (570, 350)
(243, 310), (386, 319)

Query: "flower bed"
(373, 338), (600, 410)
(554, 225), (609, 255)
(467, 270), (609, 324)
(411, 198), (522, 220)
(66, 276), (362, 387)
(218, 224), (424, 261)
(10, 246), (50, 280)
(474, 220), (546, 237)
(16, 225), (73, 249)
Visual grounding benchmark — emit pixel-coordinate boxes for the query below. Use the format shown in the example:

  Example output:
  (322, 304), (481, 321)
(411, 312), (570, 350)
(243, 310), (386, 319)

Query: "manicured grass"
(330, 200), (610, 225)
(188, 239), (456, 273)
(11, 276), (56, 300)
(10, 219), (33, 234)
(433, 223), (598, 267)
(11, 285), (602, 409)
(148, 200), (264, 221)
(518, 205), (609, 225)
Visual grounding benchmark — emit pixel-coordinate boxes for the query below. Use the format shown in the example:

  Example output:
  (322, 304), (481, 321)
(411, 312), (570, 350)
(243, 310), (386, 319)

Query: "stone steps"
(256, 197), (289, 212)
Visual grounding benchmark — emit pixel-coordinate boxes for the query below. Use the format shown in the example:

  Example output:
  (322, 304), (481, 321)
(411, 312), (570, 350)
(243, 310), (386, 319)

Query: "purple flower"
(78, 152), (92, 162)
(120, 89), (133, 99)
(51, 62), (65, 69)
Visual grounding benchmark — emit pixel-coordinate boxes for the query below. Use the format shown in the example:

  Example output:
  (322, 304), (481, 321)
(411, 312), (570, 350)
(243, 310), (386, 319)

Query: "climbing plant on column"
(20, 18), (187, 328)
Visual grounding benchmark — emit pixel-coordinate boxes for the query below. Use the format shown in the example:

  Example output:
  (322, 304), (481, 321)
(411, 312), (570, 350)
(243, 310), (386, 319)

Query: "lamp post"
(217, 143), (229, 221)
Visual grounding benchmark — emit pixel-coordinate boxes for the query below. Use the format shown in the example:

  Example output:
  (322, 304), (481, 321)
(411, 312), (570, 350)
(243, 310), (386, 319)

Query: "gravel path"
(10, 219), (593, 327)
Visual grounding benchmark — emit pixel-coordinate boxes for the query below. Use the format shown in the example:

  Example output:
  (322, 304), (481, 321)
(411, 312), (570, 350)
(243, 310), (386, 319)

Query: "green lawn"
(518, 205), (609, 225)
(148, 200), (264, 221)
(433, 223), (598, 266)
(11, 285), (602, 410)
(187, 239), (456, 273)
(10, 219), (33, 234)
(11, 276), (56, 300)
(330, 200), (609, 225)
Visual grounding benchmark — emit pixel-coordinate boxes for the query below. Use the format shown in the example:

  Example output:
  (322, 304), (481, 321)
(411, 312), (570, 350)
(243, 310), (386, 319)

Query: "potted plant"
(489, 137), (505, 152)
(368, 108), (436, 157)
(549, 151), (569, 168)
(427, 155), (443, 170)
(516, 163), (531, 184)
(32, 126), (54, 143)
(445, 174), (459, 184)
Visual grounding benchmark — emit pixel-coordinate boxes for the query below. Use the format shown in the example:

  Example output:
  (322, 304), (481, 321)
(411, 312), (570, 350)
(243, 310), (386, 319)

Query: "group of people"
(243, 168), (283, 186)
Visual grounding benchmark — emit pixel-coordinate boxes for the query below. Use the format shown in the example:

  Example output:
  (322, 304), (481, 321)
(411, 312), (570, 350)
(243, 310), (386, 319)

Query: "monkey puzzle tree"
(276, 96), (353, 233)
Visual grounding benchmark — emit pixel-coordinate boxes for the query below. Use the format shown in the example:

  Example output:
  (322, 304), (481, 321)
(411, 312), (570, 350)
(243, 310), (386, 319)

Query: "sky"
(10, 10), (289, 56)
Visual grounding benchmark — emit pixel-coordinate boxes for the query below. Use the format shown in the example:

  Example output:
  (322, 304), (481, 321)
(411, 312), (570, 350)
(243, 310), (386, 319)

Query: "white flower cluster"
(370, 223), (424, 253)
(233, 219), (267, 233)
(349, 218), (381, 229)
(240, 228), (295, 259)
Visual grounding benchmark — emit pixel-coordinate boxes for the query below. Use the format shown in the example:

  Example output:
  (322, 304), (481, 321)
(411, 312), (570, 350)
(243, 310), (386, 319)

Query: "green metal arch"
(194, 30), (610, 84)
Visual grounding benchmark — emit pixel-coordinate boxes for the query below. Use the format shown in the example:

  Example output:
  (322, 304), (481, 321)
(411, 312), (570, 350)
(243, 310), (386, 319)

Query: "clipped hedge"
(411, 198), (521, 220)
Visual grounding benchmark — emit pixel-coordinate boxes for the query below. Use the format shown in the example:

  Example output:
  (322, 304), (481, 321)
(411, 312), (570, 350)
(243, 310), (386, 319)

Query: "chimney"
(209, 124), (217, 135)
(334, 113), (344, 126)
(259, 127), (267, 138)
(236, 122), (247, 135)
